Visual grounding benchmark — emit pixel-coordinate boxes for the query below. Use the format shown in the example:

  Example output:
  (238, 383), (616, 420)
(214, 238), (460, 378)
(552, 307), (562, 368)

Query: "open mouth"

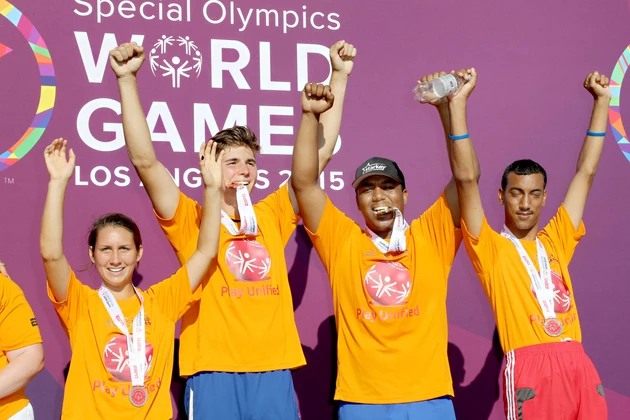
(108, 267), (124, 273)
(373, 206), (394, 215)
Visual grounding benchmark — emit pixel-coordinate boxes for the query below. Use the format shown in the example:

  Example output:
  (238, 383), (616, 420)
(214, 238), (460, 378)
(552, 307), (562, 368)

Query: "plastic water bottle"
(413, 74), (468, 103)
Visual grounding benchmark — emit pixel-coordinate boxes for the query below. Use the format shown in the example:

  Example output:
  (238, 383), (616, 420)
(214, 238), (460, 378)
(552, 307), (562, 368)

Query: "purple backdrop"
(1, 0), (630, 418)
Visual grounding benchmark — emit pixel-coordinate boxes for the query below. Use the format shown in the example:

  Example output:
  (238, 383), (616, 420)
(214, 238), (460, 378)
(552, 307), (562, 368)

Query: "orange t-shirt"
(0, 273), (42, 419)
(157, 184), (305, 375)
(48, 267), (199, 419)
(307, 192), (462, 404)
(462, 205), (584, 353)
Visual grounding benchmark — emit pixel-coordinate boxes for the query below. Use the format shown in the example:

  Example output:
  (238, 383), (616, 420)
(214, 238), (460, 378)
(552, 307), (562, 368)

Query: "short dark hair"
(501, 159), (547, 190)
(88, 213), (142, 250)
(211, 125), (260, 155)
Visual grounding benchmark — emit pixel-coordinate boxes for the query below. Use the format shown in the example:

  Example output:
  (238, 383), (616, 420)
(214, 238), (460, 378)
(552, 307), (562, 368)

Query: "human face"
(499, 172), (546, 235)
(355, 175), (408, 237)
(89, 226), (143, 291)
(222, 146), (257, 194)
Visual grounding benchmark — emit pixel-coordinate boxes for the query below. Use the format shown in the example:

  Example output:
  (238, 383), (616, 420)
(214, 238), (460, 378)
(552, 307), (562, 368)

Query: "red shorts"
(503, 341), (607, 420)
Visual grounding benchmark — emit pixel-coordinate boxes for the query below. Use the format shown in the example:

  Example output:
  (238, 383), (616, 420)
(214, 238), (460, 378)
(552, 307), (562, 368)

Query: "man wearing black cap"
(291, 69), (478, 420)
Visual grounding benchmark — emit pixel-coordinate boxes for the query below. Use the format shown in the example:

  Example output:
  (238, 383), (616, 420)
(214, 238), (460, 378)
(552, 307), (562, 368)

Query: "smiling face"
(89, 226), (143, 290)
(499, 172), (547, 234)
(221, 145), (257, 194)
(355, 175), (408, 237)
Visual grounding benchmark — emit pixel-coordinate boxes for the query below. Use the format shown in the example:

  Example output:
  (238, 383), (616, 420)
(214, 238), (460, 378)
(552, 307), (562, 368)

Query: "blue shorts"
(184, 370), (300, 420)
(339, 396), (456, 420)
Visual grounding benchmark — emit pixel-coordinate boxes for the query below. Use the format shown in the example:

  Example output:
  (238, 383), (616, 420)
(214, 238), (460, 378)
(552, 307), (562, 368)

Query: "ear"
(136, 245), (144, 263)
(402, 189), (408, 206)
(498, 188), (505, 206)
(89, 246), (95, 264)
(542, 190), (547, 207)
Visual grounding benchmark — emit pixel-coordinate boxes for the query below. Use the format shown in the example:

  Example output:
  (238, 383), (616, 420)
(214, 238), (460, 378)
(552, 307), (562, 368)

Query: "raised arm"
(442, 69), (484, 236)
(288, 41), (356, 214)
(291, 84), (335, 233)
(419, 70), (480, 227)
(563, 71), (611, 230)
(110, 42), (180, 219)
(0, 344), (44, 399)
(40, 139), (75, 301)
(183, 141), (223, 291)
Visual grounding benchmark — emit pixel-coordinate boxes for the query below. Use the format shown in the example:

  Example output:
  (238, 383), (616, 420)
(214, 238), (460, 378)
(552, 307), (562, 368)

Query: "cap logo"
(362, 163), (387, 174)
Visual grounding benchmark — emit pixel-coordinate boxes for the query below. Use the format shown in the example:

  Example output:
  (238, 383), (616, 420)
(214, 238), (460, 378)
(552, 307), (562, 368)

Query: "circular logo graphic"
(225, 239), (271, 281)
(610, 46), (630, 162)
(103, 334), (154, 381)
(148, 35), (202, 88)
(0, 1), (56, 172)
(364, 261), (412, 306)
(532, 269), (571, 314)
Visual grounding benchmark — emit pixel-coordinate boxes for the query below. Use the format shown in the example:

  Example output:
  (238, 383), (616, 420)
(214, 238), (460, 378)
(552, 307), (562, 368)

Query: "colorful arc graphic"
(610, 45), (630, 161)
(0, 0), (55, 172)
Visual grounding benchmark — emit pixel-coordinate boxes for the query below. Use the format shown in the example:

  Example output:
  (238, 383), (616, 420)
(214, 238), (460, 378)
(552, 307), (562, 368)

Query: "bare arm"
(111, 43), (180, 219)
(563, 71), (611, 230)
(40, 139), (75, 301)
(288, 41), (356, 214)
(443, 69), (484, 236)
(0, 344), (44, 399)
(291, 84), (335, 233)
(183, 142), (223, 291)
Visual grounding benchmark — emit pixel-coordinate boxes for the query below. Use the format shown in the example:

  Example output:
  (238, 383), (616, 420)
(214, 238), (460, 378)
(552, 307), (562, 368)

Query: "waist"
(510, 340), (584, 357)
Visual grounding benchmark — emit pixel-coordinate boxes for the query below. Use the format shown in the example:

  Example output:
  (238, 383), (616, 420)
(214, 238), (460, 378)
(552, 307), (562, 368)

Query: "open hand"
(44, 138), (75, 182)
(199, 140), (224, 190)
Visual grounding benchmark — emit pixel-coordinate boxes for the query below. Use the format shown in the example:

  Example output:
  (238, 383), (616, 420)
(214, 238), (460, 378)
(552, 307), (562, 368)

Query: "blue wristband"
(586, 131), (606, 137)
(449, 133), (470, 140)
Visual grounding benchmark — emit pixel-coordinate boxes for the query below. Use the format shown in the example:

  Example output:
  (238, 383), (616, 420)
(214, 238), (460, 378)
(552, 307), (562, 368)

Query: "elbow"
(129, 155), (157, 170)
(577, 165), (598, 180)
(453, 169), (478, 185)
(39, 242), (63, 263)
(290, 175), (312, 194)
(27, 345), (45, 377)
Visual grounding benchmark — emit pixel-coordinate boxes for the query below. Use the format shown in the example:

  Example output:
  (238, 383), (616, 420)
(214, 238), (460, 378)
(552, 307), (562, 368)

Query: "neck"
(505, 219), (539, 240)
(105, 282), (136, 300)
(222, 190), (239, 217)
(369, 227), (392, 240)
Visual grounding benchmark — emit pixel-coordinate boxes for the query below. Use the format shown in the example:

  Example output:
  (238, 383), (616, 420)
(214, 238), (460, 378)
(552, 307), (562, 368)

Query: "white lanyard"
(365, 208), (409, 254)
(98, 286), (146, 386)
(501, 226), (555, 320)
(221, 185), (258, 236)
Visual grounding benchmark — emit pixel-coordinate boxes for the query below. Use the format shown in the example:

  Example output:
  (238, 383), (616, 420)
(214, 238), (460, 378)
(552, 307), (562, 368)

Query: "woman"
(40, 138), (223, 419)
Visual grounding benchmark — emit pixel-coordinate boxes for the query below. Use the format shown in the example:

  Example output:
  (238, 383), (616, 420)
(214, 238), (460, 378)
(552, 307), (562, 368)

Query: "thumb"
(69, 149), (76, 165)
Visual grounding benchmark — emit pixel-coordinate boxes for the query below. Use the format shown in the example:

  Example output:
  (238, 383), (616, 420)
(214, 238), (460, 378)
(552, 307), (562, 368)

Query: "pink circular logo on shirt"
(532, 269), (571, 313)
(364, 262), (412, 306)
(103, 334), (154, 381)
(225, 239), (271, 281)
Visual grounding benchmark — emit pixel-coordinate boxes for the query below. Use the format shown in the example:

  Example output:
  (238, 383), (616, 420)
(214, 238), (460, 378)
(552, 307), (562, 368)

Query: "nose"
(236, 162), (249, 176)
(110, 251), (121, 265)
(372, 186), (385, 201)
(519, 195), (531, 210)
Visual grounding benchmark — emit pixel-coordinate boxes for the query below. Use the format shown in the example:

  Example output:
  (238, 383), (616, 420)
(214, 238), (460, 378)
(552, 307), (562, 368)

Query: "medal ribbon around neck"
(366, 208), (409, 254)
(221, 185), (258, 236)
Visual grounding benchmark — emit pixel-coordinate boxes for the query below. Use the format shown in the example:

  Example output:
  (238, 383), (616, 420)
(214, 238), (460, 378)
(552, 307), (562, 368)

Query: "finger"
(601, 75), (609, 87)
(315, 83), (324, 97)
(199, 141), (206, 161)
(112, 49), (124, 63)
(324, 85), (332, 98)
(350, 47), (357, 58)
(209, 140), (218, 162)
(135, 45), (145, 57)
(216, 148), (225, 168)
(469, 67), (478, 84)
(304, 82), (312, 96)
(331, 40), (345, 56)
(68, 149), (76, 166)
(61, 139), (68, 158)
(124, 43), (134, 60)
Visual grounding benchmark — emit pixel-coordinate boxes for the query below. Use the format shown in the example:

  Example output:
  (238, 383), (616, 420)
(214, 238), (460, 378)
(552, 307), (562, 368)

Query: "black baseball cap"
(352, 157), (406, 190)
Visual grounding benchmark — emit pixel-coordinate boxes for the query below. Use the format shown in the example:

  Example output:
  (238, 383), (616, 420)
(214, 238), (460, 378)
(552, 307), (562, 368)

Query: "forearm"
(196, 186), (221, 259)
(0, 345), (44, 399)
(448, 101), (478, 183)
(316, 72), (348, 171)
(292, 112), (321, 190)
(117, 76), (157, 168)
(577, 98), (610, 175)
(40, 180), (68, 261)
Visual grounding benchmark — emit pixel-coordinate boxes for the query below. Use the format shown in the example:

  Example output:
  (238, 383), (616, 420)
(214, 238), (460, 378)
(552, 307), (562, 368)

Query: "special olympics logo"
(103, 335), (154, 382)
(533, 270), (571, 314)
(364, 261), (411, 306)
(0, 1), (56, 172)
(148, 35), (202, 88)
(225, 239), (272, 281)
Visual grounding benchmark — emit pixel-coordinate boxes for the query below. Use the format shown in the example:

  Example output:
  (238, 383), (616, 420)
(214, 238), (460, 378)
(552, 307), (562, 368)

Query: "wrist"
(448, 99), (467, 111)
(117, 74), (138, 85)
(49, 178), (70, 186)
(301, 110), (320, 121)
(594, 96), (611, 106)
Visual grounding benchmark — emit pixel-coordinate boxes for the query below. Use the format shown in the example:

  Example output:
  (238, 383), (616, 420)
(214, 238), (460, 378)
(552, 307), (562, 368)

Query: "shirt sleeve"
(410, 192), (463, 265)
(145, 265), (203, 322)
(46, 269), (90, 333)
(539, 205), (586, 263)
(254, 183), (300, 246)
(305, 196), (358, 285)
(461, 215), (501, 292)
(0, 275), (42, 352)
(155, 191), (202, 264)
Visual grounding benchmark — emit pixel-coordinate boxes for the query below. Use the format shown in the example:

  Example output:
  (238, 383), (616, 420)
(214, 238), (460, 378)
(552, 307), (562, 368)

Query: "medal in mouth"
(227, 181), (249, 188)
(373, 206), (394, 215)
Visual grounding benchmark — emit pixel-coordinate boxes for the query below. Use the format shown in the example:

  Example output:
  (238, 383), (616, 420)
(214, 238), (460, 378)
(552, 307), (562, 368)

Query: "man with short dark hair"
(290, 69), (478, 419)
(449, 70), (610, 419)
